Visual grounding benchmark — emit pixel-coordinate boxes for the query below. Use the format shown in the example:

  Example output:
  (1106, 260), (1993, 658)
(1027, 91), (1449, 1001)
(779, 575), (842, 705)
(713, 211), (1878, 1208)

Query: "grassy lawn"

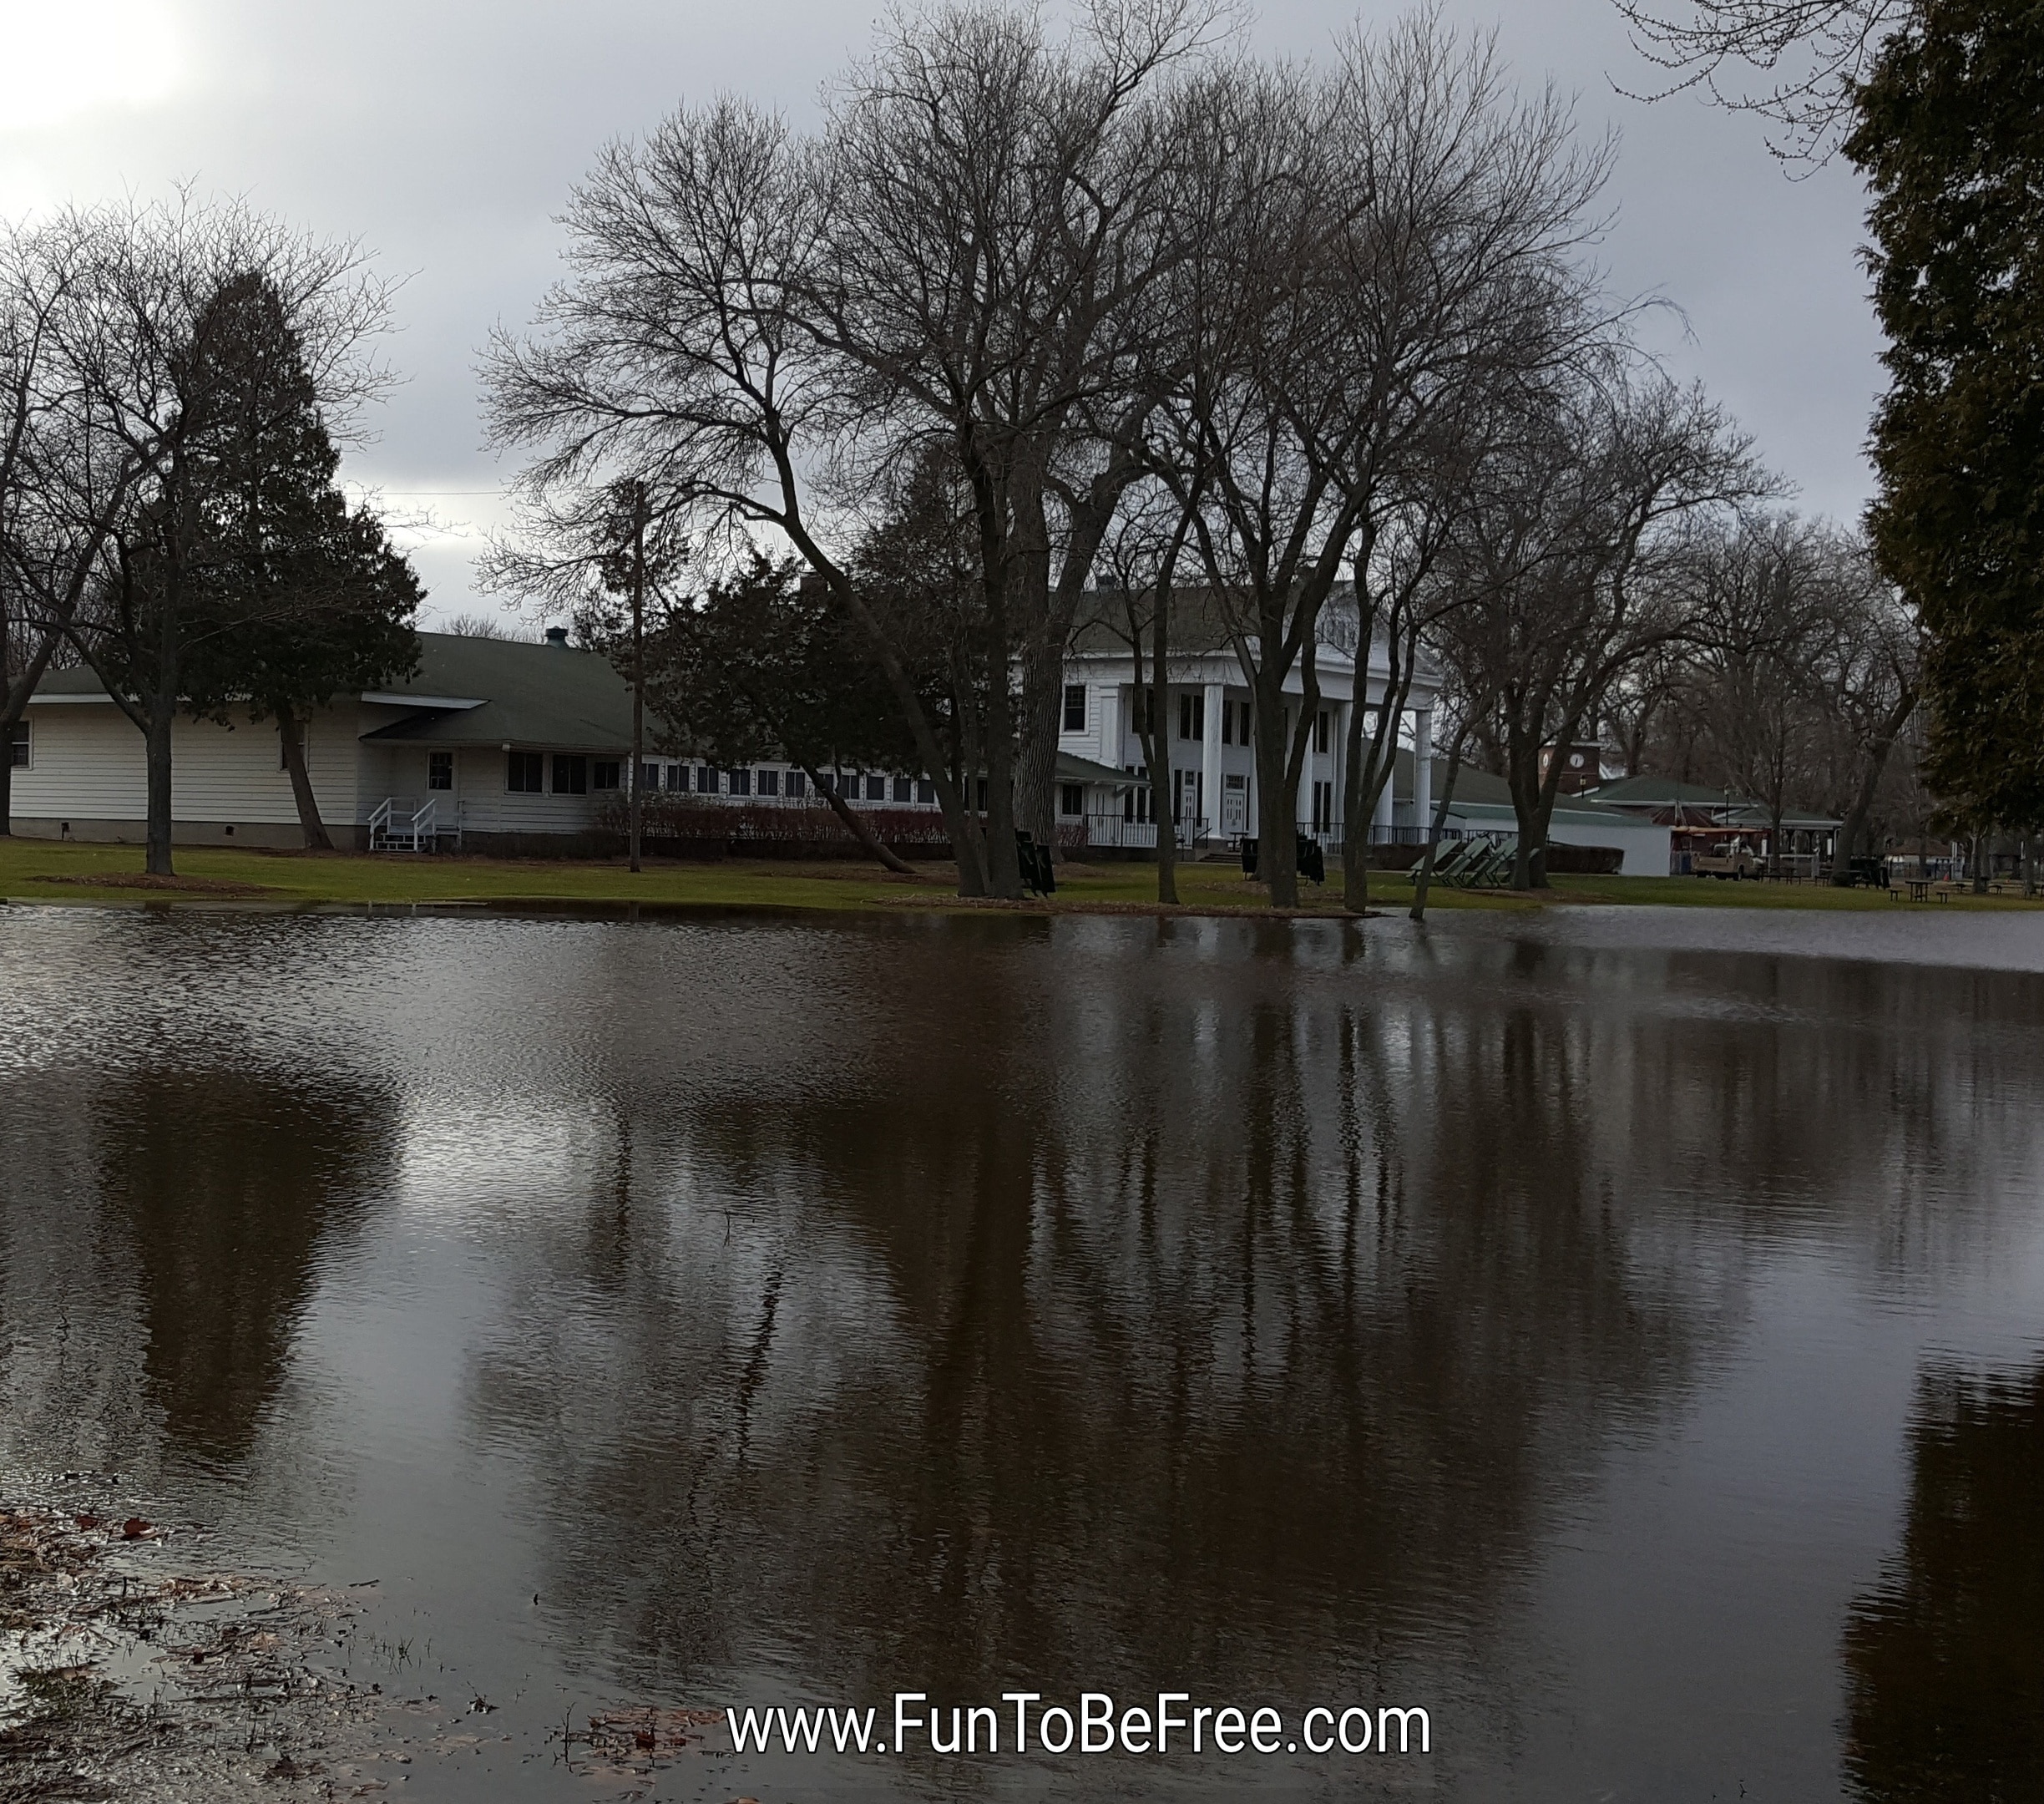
(3, 837), (2039, 915)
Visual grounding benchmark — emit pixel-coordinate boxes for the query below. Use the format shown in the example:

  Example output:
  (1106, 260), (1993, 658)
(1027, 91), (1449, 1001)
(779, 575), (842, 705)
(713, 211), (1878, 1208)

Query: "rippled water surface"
(2, 904), (2041, 1801)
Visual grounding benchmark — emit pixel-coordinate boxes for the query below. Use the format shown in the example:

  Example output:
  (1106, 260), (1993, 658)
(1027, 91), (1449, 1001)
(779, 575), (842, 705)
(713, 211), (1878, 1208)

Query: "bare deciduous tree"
(1435, 366), (1769, 887)
(1614, 0), (1911, 160)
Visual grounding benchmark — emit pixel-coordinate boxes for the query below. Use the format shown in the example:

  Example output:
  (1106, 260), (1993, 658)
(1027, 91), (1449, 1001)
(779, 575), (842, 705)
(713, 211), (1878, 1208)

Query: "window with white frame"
(8, 722), (28, 768)
(428, 751), (453, 791)
(1063, 684), (1086, 732)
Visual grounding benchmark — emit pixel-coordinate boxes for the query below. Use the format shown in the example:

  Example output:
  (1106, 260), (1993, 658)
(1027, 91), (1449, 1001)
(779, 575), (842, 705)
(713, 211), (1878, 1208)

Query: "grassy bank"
(2, 837), (2039, 914)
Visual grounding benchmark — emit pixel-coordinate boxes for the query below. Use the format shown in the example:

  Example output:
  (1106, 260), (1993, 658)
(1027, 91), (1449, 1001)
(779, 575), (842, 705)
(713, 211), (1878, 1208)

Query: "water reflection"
(97, 1072), (389, 1463)
(1844, 1361), (2044, 1803)
(0, 909), (2039, 1798)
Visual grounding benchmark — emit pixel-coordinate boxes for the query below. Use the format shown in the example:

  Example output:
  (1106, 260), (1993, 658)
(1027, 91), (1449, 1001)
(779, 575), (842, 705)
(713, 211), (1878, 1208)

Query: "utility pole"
(630, 481), (646, 875)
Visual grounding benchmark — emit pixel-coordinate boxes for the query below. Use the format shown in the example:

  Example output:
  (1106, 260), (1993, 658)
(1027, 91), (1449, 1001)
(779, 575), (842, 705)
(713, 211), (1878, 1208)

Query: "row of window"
(1060, 688), (1267, 748)
(506, 752), (623, 795)
(501, 751), (939, 803)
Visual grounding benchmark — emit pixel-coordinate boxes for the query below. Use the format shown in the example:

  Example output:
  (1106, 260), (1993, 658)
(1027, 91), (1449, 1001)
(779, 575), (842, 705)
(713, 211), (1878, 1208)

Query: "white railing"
(369, 795), (449, 852)
(1084, 813), (1208, 850)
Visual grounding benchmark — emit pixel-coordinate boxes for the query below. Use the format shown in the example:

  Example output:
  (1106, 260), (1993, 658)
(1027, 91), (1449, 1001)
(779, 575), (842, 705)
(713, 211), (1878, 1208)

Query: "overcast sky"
(0, 0), (1881, 626)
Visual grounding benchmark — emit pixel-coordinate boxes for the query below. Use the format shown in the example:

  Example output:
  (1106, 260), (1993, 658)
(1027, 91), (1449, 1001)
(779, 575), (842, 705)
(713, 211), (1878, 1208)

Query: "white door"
(1222, 773), (1247, 834)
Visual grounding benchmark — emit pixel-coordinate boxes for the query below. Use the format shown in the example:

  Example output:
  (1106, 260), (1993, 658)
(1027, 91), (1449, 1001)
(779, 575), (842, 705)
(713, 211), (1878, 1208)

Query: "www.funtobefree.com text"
(725, 1694), (1430, 1759)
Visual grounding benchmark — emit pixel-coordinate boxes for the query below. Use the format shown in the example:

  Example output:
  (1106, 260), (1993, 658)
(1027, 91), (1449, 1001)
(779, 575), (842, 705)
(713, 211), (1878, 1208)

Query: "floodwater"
(1, 903), (2041, 1801)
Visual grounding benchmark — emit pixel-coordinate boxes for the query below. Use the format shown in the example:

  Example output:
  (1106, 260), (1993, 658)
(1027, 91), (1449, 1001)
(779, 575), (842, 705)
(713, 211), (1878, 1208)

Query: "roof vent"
(544, 626), (569, 647)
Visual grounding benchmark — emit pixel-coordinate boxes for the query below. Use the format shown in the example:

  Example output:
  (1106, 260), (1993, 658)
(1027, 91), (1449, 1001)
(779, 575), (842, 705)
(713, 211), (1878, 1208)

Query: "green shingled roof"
(358, 633), (634, 749)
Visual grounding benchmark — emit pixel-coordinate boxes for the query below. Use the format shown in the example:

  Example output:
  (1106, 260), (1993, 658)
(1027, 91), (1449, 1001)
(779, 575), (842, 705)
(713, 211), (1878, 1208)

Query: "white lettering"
(778, 1707), (825, 1752)
(1303, 1707), (1334, 1753)
(1156, 1692), (1190, 1753)
(1250, 1706), (1282, 1753)
(1339, 1707), (1372, 1753)
(1039, 1706), (1075, 1754)
(726, 1705), (774, 1753)
(893, 1693), (925, 1752)
(828, 1707), (876, 1753)
(1080, 1692), (1115, 1753)
(1379, 1707), (1429, 1754)
(1002, 1691), (1040, 1753)
(1214, 1706), (1247, 1753)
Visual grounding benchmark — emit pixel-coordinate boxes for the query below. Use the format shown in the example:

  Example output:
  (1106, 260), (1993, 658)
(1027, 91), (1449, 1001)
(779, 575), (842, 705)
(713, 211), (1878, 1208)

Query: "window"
(866, 774), (887, 802)
(1060, 783), (1085, 818)
(1063, 684), (1087, 732)
(553, 753), (588, 795)
(1123, 765), (1151, 825)
(975, 777), (988, 812)
(833, 771), (856, 799)
(918, 778), (935, 805)
(592, 759), (620, 792)
(1315, 709), (1330, 755)
(508, 750), (544, 793)
(892, 775), (913, 803)
(1178, 692), (1203, 741)
(1312, 778), (1333, 834)
(786, 769), (807, 799)
(1220, 700), (1232, 746)
(757, 768), (779, 797)
(640, 763), (661, 792)
(696, 765), (718, 793)
(8, 722), (28, 769)
(428, 751), (453, 791)
(729, 768), (751, 797)
(277, 719), (308, 770)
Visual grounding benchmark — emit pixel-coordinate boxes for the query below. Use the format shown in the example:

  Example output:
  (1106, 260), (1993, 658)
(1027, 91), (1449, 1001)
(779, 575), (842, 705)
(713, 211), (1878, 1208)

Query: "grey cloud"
(1, 0), (1879, 620)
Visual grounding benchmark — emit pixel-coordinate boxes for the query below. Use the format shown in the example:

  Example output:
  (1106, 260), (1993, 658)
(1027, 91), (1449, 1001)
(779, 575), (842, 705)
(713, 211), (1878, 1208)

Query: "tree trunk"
(276, 703), (332, 850)
(1, 627), (61, 838)
(1339, 692), (1371, 915)
(144, 700), (175, 876)
(1016, 631), (1064, 851)
(630, 503), (645, 874)
(1135, 592), (1176, 907)
(1410, 729), (1470, 923)
(1256, 671), (1298, 907)
(1972, 831), (1990, 894)
(809, 763), (914, 875)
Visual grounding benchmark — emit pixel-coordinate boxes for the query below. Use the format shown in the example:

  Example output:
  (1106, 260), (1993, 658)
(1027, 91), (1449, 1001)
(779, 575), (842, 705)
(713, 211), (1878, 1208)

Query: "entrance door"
(1222, 773), (1247, 835)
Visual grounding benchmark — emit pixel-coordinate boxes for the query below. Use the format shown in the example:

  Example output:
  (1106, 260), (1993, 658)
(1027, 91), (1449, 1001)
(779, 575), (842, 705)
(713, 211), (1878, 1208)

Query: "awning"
(1056, 751), (1145, 788)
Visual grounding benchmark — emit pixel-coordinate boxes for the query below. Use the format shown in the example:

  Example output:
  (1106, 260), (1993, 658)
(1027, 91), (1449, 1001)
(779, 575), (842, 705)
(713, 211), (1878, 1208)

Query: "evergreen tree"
(1848, 1), (2044, 833)
(180, 276), (420, 849)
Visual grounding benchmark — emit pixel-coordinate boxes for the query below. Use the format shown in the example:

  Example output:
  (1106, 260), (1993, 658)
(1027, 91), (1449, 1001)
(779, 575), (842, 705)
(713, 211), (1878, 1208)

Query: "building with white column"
(1050, 584), (1444, 854)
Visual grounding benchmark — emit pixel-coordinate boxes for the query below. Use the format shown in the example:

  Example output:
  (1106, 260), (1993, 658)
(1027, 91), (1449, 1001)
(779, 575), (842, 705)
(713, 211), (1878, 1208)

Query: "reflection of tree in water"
(96, 1071), (388, 1464)
(462, 923), (1744, 1738)
(1843, 1361), (2044, 1803)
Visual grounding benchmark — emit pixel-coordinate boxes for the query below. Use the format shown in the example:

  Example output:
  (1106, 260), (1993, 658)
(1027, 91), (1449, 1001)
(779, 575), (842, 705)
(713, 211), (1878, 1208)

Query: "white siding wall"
(15, 701), (365, 831)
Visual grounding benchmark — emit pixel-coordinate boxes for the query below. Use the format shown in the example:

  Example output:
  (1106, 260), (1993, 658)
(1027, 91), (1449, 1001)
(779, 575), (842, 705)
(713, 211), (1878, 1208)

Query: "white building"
(1053, 586), (1445, 851)
(12, 629), (641, 855)
(13, 598), (1658, 871)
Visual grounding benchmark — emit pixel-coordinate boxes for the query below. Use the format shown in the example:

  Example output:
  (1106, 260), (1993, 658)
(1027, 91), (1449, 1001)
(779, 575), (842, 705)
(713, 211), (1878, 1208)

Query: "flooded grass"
(3, 837), (2037, 915)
